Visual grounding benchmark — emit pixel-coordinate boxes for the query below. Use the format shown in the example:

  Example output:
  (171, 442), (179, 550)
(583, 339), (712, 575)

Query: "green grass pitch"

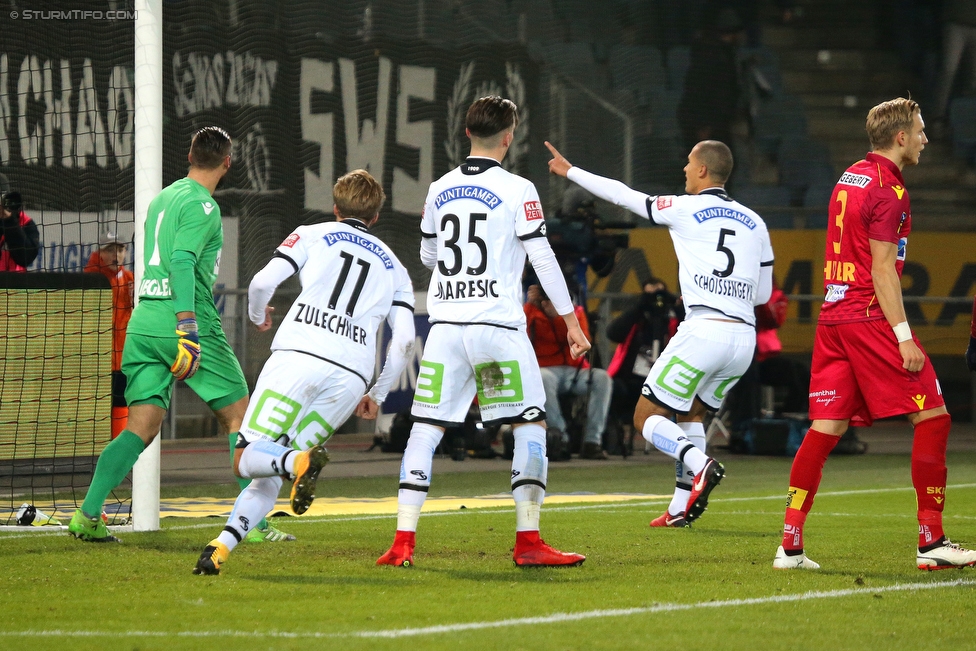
(1, 452), (975, 651)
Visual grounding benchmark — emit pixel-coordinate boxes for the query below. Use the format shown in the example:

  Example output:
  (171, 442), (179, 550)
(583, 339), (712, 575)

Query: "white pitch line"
(0, 578), (972, 640)
(4, 483), (975, 538)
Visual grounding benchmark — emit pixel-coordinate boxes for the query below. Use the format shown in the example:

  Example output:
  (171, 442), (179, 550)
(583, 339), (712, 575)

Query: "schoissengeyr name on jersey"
(692, 274), (755, 302)
(433, 278), (500, 300)
(293, 302), (368, 345)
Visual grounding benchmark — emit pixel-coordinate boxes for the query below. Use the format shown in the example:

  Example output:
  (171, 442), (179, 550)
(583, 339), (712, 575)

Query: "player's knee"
(512, 424), (548, 489)
(406, 422), (443, 456)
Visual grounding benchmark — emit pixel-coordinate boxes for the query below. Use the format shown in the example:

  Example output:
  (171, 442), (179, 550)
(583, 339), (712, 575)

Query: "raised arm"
(545, 141), (651, 220)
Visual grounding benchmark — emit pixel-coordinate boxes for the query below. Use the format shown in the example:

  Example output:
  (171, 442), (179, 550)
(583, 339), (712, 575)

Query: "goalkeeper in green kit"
(69, 127), (300, 543)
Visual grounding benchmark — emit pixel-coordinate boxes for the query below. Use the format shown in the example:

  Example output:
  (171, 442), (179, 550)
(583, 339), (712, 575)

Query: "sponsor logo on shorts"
(912, 394), (926, 409)
(810, 389), (840, 406)
(824, 284), (848, 303)
(523, 201), (544, 221)
(656, 195), (674, 210)
(475, 361), (524, 405)
(838, 172), (871, 188)
(654, 356), (705, 400)
(281, 233), (300, 248)
(413, 361), (445, 405)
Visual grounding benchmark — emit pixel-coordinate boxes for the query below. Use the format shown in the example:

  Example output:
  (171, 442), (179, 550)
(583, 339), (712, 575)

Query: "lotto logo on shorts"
(524, 201), (544, 221)
(657, 195), (674, 210)
(281, 233), (300, 248)
(414, 361), (445, 404)
(474, 361), (524, 404)
(248, 389), (301, 439)
(654, 356), (705, 400)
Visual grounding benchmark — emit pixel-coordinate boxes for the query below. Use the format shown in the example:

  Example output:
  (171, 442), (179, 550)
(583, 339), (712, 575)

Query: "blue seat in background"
(949, 97), (976, 163)
(609, 44), (667, 104)
(665, 46), (690, 91)
(733, 185), (794, 228)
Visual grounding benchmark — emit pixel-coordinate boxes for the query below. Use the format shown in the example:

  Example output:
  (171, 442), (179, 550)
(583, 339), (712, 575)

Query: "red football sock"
(782, 429), (840, 551)
(912, 413), (950, 548)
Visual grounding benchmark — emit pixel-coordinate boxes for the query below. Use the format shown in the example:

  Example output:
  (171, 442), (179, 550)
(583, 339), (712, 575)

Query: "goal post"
(131, 0), (163, 532)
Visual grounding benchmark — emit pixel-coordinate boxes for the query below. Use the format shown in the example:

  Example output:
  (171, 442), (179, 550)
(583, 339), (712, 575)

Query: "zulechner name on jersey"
(838, 172), (871, 188)
(693, 274), (754, 301)
(433, 278), (500, 300)
(139, 278), (171, 298)
(692, 207), (756, 229)
(433, 185), (502, 210)
(293, 302), (368, 345)
(323, 232), (394, 269)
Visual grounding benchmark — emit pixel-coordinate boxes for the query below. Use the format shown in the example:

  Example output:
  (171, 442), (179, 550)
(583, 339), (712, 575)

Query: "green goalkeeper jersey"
(128, 177), (224, 337)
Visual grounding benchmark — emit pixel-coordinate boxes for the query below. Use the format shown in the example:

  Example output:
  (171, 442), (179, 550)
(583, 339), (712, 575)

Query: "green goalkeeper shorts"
(121, 329), (248, 412)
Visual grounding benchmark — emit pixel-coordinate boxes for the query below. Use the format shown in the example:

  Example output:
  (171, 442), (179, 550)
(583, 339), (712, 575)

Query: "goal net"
(0, 12), (135, 527)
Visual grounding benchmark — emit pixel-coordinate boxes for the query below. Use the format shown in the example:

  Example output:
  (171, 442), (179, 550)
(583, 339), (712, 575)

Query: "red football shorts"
(808, 319), (944, 426)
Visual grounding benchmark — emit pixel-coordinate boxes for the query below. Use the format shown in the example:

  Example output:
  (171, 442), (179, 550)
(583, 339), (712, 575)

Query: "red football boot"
(649, 511), (689, 528)
(513, 530), (585, 567)
(684, 459), (725, 524)
(376, 530), (415, 567)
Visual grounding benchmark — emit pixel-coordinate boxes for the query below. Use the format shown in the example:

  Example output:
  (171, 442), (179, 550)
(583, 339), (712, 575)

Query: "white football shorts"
(641, 316), (756, 413)
(239, 350), (365, 449)
(411, 323), (548, 427)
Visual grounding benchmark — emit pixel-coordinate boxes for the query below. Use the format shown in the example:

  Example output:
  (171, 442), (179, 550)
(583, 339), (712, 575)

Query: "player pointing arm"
(547, 138), (773, 530)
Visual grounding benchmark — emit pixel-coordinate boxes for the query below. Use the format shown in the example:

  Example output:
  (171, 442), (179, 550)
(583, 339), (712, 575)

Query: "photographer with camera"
(525, 284), (613, 460)
(1, 191), (40, 271)
(606, 279), (682, 425)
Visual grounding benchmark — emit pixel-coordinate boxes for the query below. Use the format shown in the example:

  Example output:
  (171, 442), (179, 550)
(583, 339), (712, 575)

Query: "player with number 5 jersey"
(377, 96), (590, 569)
(546, 139), (774, 530)
(193, 169), (416, 575)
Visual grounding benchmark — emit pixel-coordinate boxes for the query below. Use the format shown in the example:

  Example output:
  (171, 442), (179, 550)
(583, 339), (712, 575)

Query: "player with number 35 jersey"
(378, 96), (590, 570)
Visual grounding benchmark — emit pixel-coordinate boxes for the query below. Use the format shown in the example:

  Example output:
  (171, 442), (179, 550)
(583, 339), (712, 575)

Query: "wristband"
(893, 321), (912, 343)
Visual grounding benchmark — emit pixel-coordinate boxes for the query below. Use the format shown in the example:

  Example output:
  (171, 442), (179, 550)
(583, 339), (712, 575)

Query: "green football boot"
(244, 521), (296, 543)
(68, 509), (121, 543)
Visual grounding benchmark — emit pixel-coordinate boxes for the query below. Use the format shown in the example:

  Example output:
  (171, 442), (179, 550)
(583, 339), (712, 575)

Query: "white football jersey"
(421, 157), (547, 328)
(648, 189), (773, 325)
(271, 220), (414, 383)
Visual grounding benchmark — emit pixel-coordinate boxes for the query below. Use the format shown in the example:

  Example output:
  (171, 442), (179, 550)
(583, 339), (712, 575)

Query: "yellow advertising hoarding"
(589, 229), (976, 355)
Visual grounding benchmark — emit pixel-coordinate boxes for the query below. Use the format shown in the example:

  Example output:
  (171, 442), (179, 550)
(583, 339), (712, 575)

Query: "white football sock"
(644, 414), (708, 476)
(395, 423), (443, 532)
(217, 476), (282, 552)
(668, 422), (706, 514)
(238, 439), (297, 478)
(512, 423), (547, 531)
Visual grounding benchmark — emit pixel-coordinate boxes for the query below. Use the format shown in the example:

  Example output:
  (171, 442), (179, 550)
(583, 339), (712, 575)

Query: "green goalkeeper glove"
(171, 317), (201, 380)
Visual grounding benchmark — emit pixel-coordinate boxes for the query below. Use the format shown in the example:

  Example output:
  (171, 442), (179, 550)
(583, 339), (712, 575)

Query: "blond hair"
(866, 98), (919, 151)
(334, 169), (386, 221)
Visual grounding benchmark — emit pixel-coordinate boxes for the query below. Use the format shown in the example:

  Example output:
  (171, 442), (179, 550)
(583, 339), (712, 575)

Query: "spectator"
(678, 8), (745, 152)
(0, 191), (40, 271)
(933, 0), (976, 121)
(525, 284), (613, 460)
(85, 232), (134, 439)
(605, 279), (681, 426)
